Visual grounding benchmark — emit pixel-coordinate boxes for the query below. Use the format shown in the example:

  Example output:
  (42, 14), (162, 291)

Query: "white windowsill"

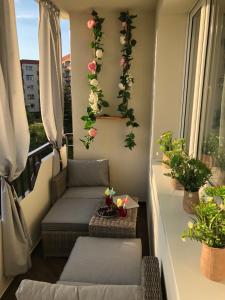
(151, 163), (225, 300)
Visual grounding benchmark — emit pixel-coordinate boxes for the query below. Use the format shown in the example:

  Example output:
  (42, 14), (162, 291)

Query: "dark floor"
(1, 203), (150, 300)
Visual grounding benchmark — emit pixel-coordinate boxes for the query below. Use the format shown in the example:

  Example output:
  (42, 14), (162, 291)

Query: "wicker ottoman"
(89, 198), (138, 238)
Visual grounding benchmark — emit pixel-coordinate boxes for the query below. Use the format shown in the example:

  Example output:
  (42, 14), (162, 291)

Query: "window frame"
(181, 0), (212, 156)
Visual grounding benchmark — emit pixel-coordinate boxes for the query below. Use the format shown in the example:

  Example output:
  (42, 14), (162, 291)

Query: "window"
(26, 75), (34, 81)
(27, 94), (35, 100)
(183, 0), (225, 185)
(25, 65), (32, 71)
(183, 7), (201, 150)
(199, 0), (225, 185)
(27, 85), (34, 90)
(30, 104), (35, 109)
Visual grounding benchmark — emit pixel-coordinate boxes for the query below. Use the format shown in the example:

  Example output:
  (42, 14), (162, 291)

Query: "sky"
(15, 0), (70, 60)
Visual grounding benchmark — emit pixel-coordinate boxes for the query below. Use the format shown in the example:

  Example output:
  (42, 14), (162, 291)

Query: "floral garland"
(117, 11), (139, 150)
(80, 10), (109, 149)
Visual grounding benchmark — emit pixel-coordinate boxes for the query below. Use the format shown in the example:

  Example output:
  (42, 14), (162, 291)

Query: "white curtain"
(0, 0), (32, 276)
(39, 0), (64, 176)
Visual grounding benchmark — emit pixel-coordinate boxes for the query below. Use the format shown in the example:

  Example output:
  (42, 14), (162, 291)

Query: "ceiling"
(51, 0), (157, 16)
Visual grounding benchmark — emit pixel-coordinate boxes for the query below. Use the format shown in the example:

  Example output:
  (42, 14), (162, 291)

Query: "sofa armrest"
(142, 256), (162, 300)
(51, 167), (67, 204)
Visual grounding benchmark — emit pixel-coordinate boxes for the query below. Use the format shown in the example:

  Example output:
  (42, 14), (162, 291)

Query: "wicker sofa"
(16, 237), (162, 300)
(41, 159), (110, 257)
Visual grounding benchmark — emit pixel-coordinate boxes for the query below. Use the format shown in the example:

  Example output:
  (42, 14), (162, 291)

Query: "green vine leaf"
(117, 11), (138, 150)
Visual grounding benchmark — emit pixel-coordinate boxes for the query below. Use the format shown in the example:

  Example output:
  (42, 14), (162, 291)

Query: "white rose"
(128, 81), (133, 88)
(188, 221), (194, 229)
(90, 102), (98, 113)
(120, 35), (126, 45)
(96, 49), (103, 59)
(90, 79), (98, 87)
(118, 83), (125, 90)
(89, 91), (98, 104)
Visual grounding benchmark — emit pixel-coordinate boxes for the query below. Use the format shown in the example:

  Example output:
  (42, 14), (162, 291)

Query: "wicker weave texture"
(142, 256), (162, 300)
(89, 206), (138, 238)
(42, 231), (88, 257)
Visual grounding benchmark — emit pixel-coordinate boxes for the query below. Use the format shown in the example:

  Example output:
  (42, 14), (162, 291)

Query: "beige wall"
(70, 9), (155, 201)
(150, 10), (188, 159)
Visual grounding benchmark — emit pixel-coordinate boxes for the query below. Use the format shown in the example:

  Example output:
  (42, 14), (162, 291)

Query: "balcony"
(1, 0), (225, 299)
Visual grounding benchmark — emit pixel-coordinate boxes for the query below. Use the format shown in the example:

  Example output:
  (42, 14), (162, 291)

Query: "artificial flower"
(206, 196), (213, 202)
(105, 187), (116, 197)
(120, 35), (126, 45)
(188, 221), (194, 229)
(96, 49), (103, 59)
(118, 83), (125, 90)
(88, 128), (97, 137)
(90, 102), (98, 113)
(90, 79), (98, 87)
(120, 57), (126, 66)
(87, 19), (96, 29)
(122, 21), (127, 28)
(117, 198), (123, 207)
(89, 91), (98, 104)
(88, 60), (96, 73)
(123, 196), (129, 205)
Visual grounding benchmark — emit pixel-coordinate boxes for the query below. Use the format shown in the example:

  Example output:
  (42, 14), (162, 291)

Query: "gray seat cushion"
(60, 237), (142, 285)
(16, 280), (143, 300)
(42, 198), (100, 232)
(62, 186), (106, 199)
(67, 159), (109, 187)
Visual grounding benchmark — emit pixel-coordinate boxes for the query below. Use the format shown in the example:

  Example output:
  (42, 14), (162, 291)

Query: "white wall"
(150, 9), (188, 159)
(70, 9), (155, 201)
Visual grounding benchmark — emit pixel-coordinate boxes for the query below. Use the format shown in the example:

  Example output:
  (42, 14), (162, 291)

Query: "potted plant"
(166, 154), (211, 213)
(157, 131), (185, 168)
(214, 148), (225, 186)
(202, 134), (219, 169)
(181, 188), (225, 281)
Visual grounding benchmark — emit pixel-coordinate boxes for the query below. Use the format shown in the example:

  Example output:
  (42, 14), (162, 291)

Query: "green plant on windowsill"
(165, 153), (211, 213)
(157, 131), (186, 166)
(166, 154), (211, 192)
(202, 133), (220, 156)
(181, 191), (225, 281)
(181, 195), (225, 248)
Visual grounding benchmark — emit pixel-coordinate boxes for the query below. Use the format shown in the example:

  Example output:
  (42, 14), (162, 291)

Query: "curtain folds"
(39, 0), (64, 176)
(0, 0), (32, 276)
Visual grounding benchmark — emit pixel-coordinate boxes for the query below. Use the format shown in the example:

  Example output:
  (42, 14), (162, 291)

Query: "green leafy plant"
(202, 134), (220, 155)
(157, 131), (186, 165)
(165, 153), (212, 192)
(81, 10), (108, 149)
(181, 192), (225, 248)
(157, 131), (173, 153)
(117, 11), (138, 150)
(204, 186), (225, 200)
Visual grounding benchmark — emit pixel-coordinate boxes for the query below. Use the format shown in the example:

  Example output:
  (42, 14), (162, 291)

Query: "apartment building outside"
(20, 59), (40, 114)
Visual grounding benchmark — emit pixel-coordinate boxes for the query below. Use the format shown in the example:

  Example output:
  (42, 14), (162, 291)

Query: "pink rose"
(88, 128), (97, 137)
(88, 60), (96, 73)
(87, 19), (96, 29)
(120, 57), (126, 66)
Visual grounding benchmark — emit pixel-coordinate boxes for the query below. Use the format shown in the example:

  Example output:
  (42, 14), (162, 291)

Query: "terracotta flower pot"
(162, 153), (170, 169)
(200, 244), (225, 282)
(170, 178), (183, 190)
(183, 191), (199, 214)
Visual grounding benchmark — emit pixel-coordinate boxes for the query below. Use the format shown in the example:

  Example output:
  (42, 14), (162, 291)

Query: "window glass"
(199, 0), (225, 185)
(184, 8), (201, 150)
